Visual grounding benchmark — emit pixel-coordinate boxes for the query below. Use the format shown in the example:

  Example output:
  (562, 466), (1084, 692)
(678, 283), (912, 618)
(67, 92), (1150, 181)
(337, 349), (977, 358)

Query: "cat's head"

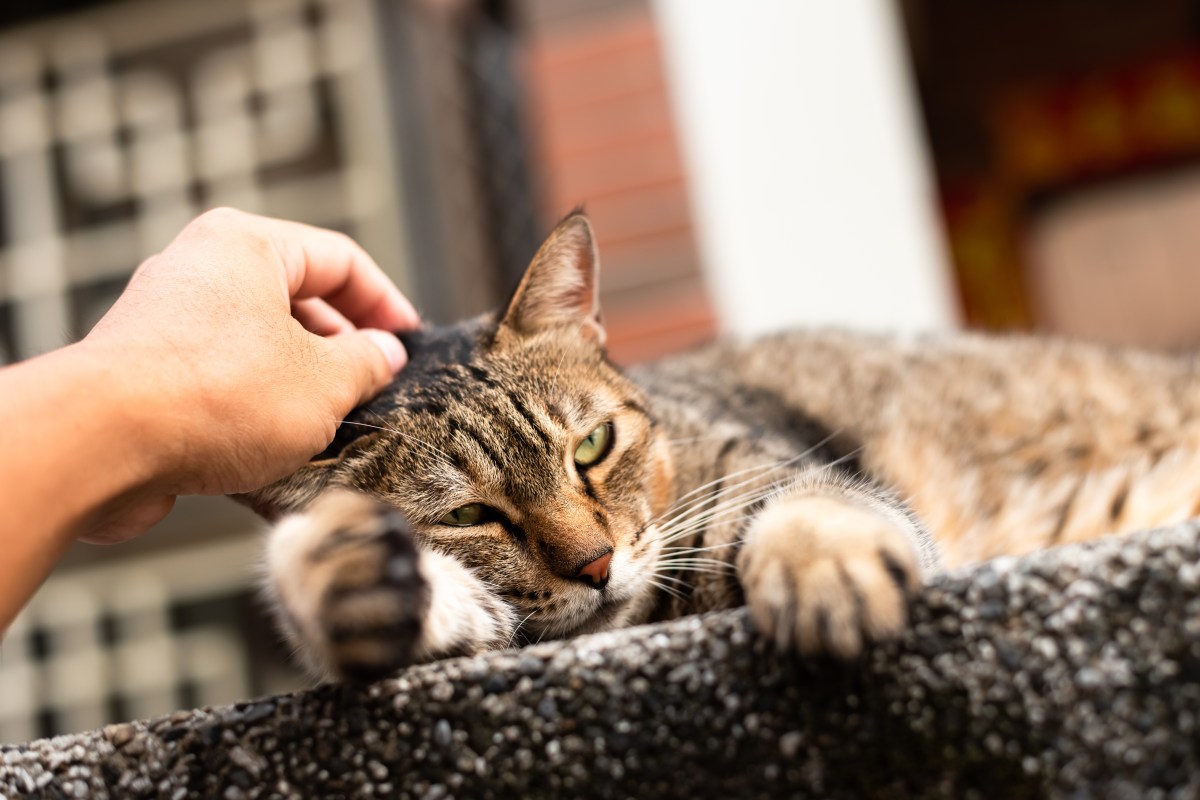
(245, 213), (676, 639)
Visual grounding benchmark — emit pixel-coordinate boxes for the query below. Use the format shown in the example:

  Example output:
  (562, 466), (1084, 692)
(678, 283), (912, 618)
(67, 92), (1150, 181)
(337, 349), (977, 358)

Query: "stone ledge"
(3, 524), (1200, 799)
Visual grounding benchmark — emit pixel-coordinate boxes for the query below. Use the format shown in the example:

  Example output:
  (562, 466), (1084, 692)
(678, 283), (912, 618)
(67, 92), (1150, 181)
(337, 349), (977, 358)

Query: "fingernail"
(364, 329), (407, 373)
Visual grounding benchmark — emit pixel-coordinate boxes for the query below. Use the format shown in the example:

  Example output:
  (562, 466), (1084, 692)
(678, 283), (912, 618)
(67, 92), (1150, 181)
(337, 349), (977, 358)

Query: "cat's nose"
(575, 550), (613, 590)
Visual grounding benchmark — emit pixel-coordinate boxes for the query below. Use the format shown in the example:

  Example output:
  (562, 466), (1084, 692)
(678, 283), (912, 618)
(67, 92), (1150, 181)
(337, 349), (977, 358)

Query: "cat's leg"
(737, 469), (937, 659)
(266, 489), (515, 682)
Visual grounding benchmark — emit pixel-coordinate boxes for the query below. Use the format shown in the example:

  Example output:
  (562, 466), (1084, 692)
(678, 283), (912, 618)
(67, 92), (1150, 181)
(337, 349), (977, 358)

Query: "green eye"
(574, 422), (613, 467)
(439, 503), (487, 527)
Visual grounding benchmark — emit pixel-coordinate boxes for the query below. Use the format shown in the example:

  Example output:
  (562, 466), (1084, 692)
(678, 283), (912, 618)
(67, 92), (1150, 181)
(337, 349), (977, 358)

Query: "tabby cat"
(246, 213), (1200, 681)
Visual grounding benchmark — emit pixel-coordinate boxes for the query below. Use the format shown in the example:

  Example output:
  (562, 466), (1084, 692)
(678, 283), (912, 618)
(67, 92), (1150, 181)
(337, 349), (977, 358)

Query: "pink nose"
(577, 551), (613, 587)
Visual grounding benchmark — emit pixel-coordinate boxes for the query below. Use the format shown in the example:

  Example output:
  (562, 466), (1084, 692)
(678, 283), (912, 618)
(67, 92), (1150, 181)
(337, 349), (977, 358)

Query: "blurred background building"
(3, 0), (1200, 741)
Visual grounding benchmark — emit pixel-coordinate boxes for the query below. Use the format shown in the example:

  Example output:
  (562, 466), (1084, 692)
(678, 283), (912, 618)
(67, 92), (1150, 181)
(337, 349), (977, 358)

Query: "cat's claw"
(737, 495), (923, 659)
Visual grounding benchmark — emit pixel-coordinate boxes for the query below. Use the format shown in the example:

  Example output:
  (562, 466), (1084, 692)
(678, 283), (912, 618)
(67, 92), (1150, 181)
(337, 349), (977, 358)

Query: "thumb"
(325, 329), (408, 408)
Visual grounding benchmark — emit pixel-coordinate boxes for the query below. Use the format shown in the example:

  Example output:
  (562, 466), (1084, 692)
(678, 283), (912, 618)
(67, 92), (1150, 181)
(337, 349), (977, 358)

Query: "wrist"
(28, 341), (173, 531)
(66, 338), (178, 498)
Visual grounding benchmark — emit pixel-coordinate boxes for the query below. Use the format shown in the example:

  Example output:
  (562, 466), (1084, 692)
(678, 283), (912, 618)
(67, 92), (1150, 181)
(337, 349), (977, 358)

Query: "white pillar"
(653, 0), (957, 336)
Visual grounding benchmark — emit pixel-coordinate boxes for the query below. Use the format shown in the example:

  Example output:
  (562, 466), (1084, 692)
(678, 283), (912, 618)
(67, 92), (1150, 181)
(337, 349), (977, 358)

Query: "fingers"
(267, 218), (419, 331)
(78, 494), (177, 546)
(323, 329), (409, 412)
(178, 208), (420, 332)
(293, 298), (356, 336)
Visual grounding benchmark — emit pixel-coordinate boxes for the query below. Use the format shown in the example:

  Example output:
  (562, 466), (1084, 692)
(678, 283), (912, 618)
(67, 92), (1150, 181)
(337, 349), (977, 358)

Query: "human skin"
(0, 208), (419, 631)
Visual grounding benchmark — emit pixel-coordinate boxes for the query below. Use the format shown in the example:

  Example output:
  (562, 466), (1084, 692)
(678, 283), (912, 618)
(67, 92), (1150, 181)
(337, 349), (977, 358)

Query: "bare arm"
(0, 208), (419, 631)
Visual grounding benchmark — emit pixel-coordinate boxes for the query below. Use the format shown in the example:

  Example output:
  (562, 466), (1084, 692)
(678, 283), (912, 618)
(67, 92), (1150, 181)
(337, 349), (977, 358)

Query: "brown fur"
(707, 330), (1200, 566)
(247, 213), (1196, 681)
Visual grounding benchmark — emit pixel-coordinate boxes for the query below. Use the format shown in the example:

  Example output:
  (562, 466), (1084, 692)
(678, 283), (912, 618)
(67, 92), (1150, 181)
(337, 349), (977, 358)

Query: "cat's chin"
(563, 571), (656, 638)
(559, 594), (633, 638)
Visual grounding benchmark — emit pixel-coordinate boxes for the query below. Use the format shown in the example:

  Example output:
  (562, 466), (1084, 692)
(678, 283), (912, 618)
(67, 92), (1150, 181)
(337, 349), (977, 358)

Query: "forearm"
(0, 343), (161, 631)
(0, 209), (416, 632)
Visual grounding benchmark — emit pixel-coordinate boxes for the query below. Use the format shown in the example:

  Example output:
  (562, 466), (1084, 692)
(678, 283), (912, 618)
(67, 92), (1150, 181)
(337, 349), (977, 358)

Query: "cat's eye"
(439, 503), (488, 527)
(574, 422), (613, 467)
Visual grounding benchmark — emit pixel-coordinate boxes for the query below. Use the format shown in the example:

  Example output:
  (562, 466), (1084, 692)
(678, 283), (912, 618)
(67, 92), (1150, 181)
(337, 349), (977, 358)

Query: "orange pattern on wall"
(518, 3), (717, 364)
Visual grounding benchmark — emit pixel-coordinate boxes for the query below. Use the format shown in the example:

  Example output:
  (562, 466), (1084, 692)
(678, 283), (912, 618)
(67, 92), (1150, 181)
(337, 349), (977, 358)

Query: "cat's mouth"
(561, 592), (628, 637)
(561, 546), (650, 635)
(528, 538), (655, 640)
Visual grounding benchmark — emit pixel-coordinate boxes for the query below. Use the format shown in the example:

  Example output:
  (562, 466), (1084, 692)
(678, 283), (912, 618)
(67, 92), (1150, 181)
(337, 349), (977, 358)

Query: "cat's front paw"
(267, 490), (429, 682)
(737, 495), (923, 659)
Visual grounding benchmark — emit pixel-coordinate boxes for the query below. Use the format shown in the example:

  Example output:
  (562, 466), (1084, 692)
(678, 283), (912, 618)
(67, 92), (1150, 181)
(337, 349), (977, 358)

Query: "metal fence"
(0, 0), (540, 741)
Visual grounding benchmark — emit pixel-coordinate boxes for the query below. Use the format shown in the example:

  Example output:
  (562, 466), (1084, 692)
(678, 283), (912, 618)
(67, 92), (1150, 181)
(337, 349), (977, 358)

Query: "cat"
(244, 212), (1200, 682)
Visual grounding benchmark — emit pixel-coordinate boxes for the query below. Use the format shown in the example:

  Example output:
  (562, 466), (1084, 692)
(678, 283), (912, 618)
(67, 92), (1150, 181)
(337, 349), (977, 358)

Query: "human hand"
(78, 207), (418, 543)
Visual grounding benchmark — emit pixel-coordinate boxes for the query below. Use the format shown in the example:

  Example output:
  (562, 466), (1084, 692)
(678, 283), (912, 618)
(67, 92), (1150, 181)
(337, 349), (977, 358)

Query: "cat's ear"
(498, 212), (604, 344)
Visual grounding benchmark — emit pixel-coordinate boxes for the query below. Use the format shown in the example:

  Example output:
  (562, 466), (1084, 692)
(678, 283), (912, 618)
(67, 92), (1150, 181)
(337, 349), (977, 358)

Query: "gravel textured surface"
(4, 524), (1200, 799)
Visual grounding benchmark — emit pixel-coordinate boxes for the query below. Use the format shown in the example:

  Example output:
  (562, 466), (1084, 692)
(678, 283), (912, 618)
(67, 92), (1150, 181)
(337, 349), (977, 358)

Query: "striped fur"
(247, 213), (1200, 681)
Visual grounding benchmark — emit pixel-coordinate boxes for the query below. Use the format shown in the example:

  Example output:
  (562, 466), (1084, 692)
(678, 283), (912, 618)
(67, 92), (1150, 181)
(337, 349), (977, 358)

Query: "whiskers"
(643, 436), (864, 597)
(641, 550), (735, 606)
(642, 575), (689, 602)
(548, 346), (572, 391)
(651, 430), (847, 533)
(653, 553), (735, 576)
(338, 415), (457, 469)
(505, 607), (540, 649)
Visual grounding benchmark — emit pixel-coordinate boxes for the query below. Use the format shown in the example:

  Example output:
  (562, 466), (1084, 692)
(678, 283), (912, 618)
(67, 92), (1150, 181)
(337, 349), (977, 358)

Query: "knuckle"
(201, 205), (242, 223)
(331, 229), (362, 254)
(191, 206), (241, 233)
(188, 208), (275, 257)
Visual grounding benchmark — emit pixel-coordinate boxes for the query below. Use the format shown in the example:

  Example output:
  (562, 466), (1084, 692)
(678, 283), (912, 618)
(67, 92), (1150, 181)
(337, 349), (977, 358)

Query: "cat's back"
(632, 328), (1200, 566)
(635, 327), (1198, 450)
(626, 332), (869, 462)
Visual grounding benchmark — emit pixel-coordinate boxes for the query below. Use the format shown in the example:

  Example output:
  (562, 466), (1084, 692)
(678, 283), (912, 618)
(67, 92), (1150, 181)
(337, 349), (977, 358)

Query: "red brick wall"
(517, 0), (717, 364)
